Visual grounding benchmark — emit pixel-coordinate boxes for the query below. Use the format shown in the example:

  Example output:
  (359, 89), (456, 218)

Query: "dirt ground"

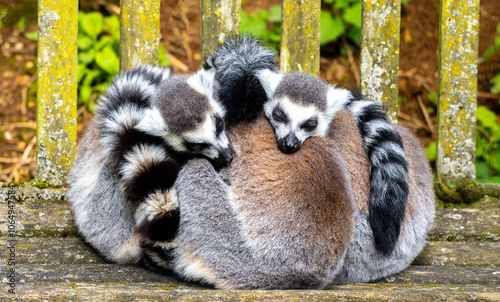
(0, 0), (499, 182)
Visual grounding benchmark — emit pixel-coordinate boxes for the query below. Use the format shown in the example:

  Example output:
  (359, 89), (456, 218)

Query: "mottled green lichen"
(200, 0), (241, 62)
(436, 0), (479, 185)
(36, 0), (78, 186)
(120, 0), (160, 71)
(360, 0), (401, 121)
(280, 0), (321, 76)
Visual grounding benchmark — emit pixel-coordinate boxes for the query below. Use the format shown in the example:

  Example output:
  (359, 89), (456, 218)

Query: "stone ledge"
(6, 265), (499, 286)
(2, 238), (499, 267)
(1, 201), (498, 241)
(2, 282), (499, 301)
(0, 185), (66, 204)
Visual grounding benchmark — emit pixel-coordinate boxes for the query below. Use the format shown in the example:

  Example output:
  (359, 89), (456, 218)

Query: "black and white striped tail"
(343, 92), (409, 255)
(94, 65), (181, 242)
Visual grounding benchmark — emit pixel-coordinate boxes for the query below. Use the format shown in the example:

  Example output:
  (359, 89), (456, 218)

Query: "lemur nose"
(278, 134), (301, 154)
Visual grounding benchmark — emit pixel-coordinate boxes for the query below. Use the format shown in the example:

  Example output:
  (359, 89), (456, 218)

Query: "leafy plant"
(321, 0), (362, 46)
(242, 0), (408, 53)
(425, 105), (500, 184)
(240, 6), (281, 51)
(240, 1), (362, 52)
(475, 106), (500, 182)
(78, 11), (170, 112)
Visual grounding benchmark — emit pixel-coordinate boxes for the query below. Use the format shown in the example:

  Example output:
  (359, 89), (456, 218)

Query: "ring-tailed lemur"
(168, 110), (434, 289)
(68, 65), (234, 264)
(257, 70), (409, 255)
(204, 35), (409, 255)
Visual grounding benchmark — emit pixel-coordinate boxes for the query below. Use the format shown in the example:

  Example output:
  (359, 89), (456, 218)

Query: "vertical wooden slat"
(200, 0), (241, 62)
(436, 0), (479, 185)
(360, 0), (401, 122)
(36, 0), (78, 186)
(120, 0), (161, 72)
(280, 0), (321, 76)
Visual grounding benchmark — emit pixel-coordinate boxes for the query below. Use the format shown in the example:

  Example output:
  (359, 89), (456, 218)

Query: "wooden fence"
(36, 0), (479, 187)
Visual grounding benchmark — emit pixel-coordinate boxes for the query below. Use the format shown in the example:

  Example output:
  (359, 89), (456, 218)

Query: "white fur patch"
(120, 144), (168, 183)
(326, 87), (352, 117)
(134, 189), (179, 225)
(136, 108), (168, 137)
(187, 69), (215, 96)
(111, 232), (143, 264)
(257, 69), (283, 98)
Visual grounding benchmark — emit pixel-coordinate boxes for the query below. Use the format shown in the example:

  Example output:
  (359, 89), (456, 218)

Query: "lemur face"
(258, 70), (332, 154)
(137, 69), (235, 166)
(263, 97), (326, 153)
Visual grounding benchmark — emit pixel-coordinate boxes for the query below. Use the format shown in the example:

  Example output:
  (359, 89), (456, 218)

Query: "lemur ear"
(136, 108), (168, 136)
(256, 69), (283, 99)
(326, 86), (353, 117)
(187, 68), (216, 96)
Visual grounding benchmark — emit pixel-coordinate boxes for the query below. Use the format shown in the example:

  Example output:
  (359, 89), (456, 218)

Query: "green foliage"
(476, 106), (500, 183)
(25, 30), (38, 40)
(77, 11), (170, 112)
(483, 23), (500, 96)
(320, 10), (346, 45)
(0, 8), (7, 30)
(428, 92), (438, 106)
(320, 0), (362, 46)
(425, 141), (437, 162)
(242, 0), (408, 52)
(240, 6), (281, 51)
(426, 106), (500, 184)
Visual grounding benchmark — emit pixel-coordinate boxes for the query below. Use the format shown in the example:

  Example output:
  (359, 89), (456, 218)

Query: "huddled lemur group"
(69, 36), (435, 289)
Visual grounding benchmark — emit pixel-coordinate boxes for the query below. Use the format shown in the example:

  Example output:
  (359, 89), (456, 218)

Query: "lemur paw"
(111, 232), (143, 264)
(134, 189), (180, 242)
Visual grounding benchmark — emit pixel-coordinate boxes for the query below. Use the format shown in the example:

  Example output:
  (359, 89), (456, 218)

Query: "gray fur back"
(334, 124), (435, 283)
(68, 120), (139, 263)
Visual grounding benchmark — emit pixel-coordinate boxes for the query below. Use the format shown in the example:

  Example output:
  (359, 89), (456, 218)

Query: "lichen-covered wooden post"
(281, 0), (321, 76)
(436, 0), (479, 185)
(120, 0), (161, 71)
(36, 0), (78, 186)
(360, 0), (401, 122)
(200, 0), (241, 62)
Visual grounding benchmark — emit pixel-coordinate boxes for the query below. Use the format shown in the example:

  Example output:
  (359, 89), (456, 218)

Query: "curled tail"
(203, 35), (277, 126)
(95, 65), (170, 157)
(95, 65), (181, 243)
(343, 93), (409, 255)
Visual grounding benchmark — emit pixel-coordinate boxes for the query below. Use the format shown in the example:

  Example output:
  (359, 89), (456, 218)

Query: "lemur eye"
(272, 107), (289, 124)
(185, 142), (209, 153)
(215, 116), (225, 136)
(301, 118), (318, 132)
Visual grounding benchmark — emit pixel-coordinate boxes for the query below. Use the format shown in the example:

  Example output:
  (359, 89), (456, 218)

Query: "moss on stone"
(435, 181), (500, 205)
(1, 180), (25, 187)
